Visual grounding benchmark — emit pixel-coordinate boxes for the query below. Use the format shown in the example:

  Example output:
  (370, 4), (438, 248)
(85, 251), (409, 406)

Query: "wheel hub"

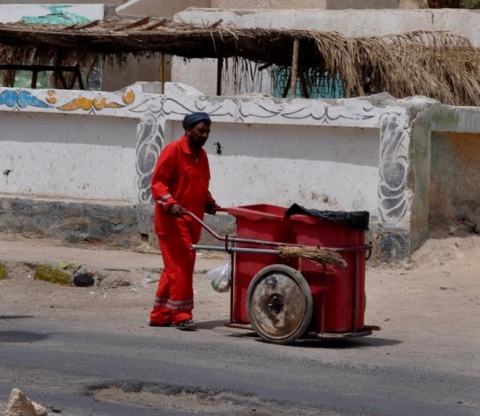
(267, 294), (284, 315)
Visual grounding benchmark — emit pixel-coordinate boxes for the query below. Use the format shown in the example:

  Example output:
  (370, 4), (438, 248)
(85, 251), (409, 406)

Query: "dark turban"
(182, 112), (211, 130)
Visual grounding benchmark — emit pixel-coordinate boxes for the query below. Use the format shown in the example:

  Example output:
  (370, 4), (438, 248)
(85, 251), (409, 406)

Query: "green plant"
(0, 262), (7, 280)
(35, 264), (71, 286)
(460, 0), (480, 8)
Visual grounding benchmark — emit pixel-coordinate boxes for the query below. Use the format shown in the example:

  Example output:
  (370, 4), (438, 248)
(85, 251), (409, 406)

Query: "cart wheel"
(246, 264), (313, 345)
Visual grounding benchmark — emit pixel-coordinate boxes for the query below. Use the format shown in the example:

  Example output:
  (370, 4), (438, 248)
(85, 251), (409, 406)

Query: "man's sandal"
(176, 319), (197, 331)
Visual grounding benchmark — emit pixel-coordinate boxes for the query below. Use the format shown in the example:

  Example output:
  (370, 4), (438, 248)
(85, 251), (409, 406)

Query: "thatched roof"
(0, 17), (479, 106)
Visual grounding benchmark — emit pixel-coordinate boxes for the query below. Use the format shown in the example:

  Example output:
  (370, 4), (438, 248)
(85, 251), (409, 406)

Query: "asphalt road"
(0, 314), (478, 416)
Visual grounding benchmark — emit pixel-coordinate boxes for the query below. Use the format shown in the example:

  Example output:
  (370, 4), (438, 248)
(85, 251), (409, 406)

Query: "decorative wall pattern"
(0, 89), (136, 113)
(378, 113), (411, 223)
(129, 96), (166, 203)
(54, 90), (135, 113)
(0, 90), (51, 110)
(236, 100), (378, 124)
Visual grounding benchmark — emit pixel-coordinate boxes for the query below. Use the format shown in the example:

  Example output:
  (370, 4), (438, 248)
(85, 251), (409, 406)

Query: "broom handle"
(183, 209), (372, 253)
(192, 244), (279, 255)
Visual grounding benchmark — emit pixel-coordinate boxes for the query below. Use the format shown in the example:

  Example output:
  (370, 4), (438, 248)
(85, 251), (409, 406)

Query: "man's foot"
(176, 319), (197, 331)
(149, 321), (172, 327)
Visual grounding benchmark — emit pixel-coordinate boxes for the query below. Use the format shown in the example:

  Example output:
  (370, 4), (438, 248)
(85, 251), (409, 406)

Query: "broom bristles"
(277, 246), (347, 267)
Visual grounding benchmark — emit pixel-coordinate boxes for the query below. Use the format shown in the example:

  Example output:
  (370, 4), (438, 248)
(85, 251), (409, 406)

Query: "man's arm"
(151, 147), (178, 214)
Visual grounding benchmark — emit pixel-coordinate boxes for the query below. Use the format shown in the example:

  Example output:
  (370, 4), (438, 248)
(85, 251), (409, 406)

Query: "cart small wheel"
(246, 264), (313, 345)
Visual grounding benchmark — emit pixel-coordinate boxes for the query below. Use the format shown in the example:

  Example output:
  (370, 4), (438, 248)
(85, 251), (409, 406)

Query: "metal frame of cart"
(186, 205), (374, 345)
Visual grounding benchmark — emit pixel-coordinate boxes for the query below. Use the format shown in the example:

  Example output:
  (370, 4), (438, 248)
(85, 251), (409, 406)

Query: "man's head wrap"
(182, 112), (211, 130)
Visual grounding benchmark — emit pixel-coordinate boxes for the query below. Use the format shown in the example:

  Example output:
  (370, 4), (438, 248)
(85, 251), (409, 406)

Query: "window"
(272, 66), (344, 99)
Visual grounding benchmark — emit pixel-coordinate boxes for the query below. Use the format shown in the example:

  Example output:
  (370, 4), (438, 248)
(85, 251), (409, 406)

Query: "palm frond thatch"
(0, 19), (479, 105)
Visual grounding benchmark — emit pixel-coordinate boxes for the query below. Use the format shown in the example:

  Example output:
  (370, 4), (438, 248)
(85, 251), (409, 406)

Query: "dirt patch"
(89, 382), (321, 416)
(410, 219), (480, 269)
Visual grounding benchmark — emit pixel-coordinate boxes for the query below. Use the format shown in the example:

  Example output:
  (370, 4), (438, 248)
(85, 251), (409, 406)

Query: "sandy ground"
(0, 233), (232, 327)
(1, 227), (479, 414)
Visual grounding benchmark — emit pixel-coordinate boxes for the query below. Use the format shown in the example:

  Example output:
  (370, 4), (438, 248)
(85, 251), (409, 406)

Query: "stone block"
(327, 0), (404, 9)
(4, 388), (47, 416)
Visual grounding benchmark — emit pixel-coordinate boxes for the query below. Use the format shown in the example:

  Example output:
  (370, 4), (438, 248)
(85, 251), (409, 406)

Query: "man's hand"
(168, 203), (185, 217)
(205, 202), (220, 215)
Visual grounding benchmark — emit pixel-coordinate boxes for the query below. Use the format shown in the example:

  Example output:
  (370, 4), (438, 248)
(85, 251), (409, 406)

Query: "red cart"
(187, 204), (374, 345)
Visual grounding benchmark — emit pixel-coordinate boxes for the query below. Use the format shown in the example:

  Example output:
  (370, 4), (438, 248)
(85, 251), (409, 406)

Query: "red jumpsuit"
(150, 135), (216, 325)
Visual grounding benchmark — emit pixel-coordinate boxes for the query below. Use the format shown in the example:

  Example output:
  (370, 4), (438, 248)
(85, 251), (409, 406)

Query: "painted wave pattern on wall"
(54, 90), (136, 113)
(0, 90), (51, 110)
(0, 89), (136, 113)
(130, 96), (166, 203)
(238, 101), (377, 123)
(378, 113), (410, 223)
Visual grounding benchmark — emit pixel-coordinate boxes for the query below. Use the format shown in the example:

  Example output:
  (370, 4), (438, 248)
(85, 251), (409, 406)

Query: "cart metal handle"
(182, 209), (372, 256)
(182, 209), (225, 241)
(183, 209), (304, 248)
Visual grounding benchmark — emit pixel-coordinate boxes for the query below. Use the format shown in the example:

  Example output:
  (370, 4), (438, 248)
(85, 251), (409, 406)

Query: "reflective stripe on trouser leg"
(150, 222), (196, 325)
(149, 267), (172, 325)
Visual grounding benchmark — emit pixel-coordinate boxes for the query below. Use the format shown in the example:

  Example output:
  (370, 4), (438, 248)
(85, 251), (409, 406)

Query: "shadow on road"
(0, 315), (35, 320)
(295, 336), (402, 349)
(195, 319), (229, 330)
(195, 320), (402, 349)
(0, 330), (51, 343)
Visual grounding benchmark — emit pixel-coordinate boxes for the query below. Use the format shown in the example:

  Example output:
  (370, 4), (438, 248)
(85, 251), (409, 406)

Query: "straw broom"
(277, 246), (347, 267)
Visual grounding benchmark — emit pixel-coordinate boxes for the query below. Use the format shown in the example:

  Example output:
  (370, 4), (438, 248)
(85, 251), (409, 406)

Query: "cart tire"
(246, 264), (313, 345)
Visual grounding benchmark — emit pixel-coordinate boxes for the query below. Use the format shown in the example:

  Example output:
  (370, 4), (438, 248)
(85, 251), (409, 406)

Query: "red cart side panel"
(228, 205), (290, 324)
(288, 214), (366, 333)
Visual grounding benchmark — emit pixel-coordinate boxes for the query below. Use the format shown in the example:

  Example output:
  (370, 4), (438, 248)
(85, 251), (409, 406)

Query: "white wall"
(165, 119), (379, 210)
(117, 0), (210, 17)
(212, 124), (379, 211)
(175, 9), (480, 45)
(0, 112), (139, 202)
(212, 0), (419, 8)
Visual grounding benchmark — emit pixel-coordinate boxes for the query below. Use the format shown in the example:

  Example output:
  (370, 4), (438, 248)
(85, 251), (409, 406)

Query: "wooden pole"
(290, 39), (299, 98)
(299, 72), (310, 99)
(282, 72), (292, 98)
(216, 57), (223, 96)
(31, 70), (38, 89)
(160, 53), (165, 94)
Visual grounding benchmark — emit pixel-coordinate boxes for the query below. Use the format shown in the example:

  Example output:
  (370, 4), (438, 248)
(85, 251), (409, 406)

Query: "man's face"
(186, 122), (211, 149)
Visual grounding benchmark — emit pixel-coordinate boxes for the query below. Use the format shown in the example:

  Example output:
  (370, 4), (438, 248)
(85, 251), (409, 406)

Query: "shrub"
(460, 0), (480, 8)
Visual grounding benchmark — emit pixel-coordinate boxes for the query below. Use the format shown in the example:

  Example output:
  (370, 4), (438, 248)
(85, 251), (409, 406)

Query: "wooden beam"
(112, 16), (150, 32)
(282, 72), (292, 98)
(290, 38), (300, 98)
(31, 70), (38, 89)
(216, 57), (223, 96)
(74, 64), (85, 90)
(299, 72), (310, 99)
(160, 53), (165, 94)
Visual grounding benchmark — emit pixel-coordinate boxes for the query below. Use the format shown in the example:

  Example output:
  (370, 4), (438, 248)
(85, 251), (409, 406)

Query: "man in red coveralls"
(149, 112), (219, 330)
